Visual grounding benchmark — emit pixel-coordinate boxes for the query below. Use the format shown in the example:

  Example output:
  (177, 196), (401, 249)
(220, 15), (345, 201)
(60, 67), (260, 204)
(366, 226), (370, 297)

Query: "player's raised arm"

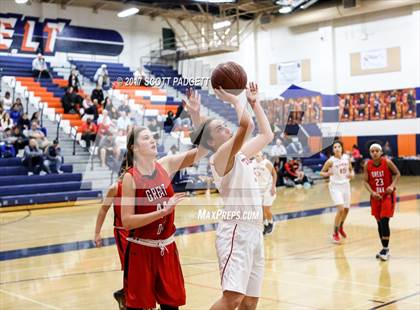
(94, 182), (118, 247)
(185, 88), (207, 129)
(121, 173), (183, 230)
(241, 83), (274, 159)
(212, 87), (254, 176)
(158, 145), (209, 176)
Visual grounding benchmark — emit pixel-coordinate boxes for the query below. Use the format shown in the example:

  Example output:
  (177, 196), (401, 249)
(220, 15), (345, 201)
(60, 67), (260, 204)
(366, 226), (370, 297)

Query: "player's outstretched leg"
(210, 291), (244, 310)
(378, 217), (391, 261)
(238, 296), (259, 310)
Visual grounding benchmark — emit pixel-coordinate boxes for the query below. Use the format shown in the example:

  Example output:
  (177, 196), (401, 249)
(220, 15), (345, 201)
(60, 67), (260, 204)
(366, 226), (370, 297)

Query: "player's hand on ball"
(214, 87), (238, 105)
(94, 233), (102, 248)
(186, 88), (201, 115)
(245, 82), (258, 108)
(386, 186), (394, 194)
(162, 193), (186, 217)
(372, 192), (382, 200)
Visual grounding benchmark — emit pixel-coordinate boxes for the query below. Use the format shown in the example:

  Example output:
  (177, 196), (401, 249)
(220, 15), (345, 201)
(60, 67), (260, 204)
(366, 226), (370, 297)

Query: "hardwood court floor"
(0, 176), (419, 310)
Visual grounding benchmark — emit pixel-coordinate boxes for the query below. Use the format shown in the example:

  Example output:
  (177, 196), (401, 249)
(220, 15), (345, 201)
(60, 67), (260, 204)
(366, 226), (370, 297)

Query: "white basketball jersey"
(210, 152), (262, 226)
(252, 159), (273, 192)
(329, 154), (350, 185)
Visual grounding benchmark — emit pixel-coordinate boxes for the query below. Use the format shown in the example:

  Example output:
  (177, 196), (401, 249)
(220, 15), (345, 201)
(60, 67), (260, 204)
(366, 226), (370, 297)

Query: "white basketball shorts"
(329, 182), (351, 208)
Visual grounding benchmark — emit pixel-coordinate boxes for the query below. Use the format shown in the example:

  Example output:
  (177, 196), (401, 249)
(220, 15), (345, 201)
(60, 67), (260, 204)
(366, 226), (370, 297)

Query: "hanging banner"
(277, 61), (302, 85)
(360, 48), (387, 70)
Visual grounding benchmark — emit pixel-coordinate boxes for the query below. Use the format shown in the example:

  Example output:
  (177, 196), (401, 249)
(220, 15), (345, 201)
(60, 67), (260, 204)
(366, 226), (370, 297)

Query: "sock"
(377, 221), (383, 241)
(264, 219), (269, 226)
(334, 226), (339, 234)
(382, 239), (389, 248)
(380, 217), (390, 248)
(268, 219), (274, 224)
(339, 221), (344, 229)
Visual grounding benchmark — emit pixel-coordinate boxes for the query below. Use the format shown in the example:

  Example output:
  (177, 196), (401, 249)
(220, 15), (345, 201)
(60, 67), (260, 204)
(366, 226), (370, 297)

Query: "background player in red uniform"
(364, 143), (400, 261)
(94, 175), (128, 310)
(121, 126), (207, 310)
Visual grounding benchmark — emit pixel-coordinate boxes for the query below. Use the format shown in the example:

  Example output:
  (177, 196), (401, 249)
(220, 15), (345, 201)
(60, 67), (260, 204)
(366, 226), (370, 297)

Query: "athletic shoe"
(113, 288), (126, 310)
(331, 233), (341, 244)
(378, 248), (390, 261)
(338, 227), (347, 239)
(266, 222), (275, 235)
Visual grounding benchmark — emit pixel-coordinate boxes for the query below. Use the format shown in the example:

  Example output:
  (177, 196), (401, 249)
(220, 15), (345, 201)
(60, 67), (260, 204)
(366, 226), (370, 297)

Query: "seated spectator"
(97, 109), (114, 127)
(174, 100), (191, 129)
(271, 138), (287, 157)
(118, 100), (131, 116)
(0, 143), (16, 158)
(117, 111), (131, 131)
(80, 118), (98, 149)
(272, 156), (285, 187)
(94, 64), (110, 88)
(68, 66), (80, 92)
(91, 84), (105, 104)
(15, 98), (24, 112)
(32, 53), (52, 81)
(80, 96), (99, 121)
(0, 128), (16, 158)
(0, 112), (14, 131)
(163, 111), (175, 133)
(30, 111), (41, 124)
(147, 118), (160, 134)
(383, 141), (393, 158)
(22, 139), (49, 175)
(9, 103), (22, 124)
(168, 145), (178, 156)
(351, 144), (363, 173)
(98, 134), (115, 167)
(286, 137), (303, 155)
(26, 121), (49, 149)
(283, 159), (311, 188)
(44, 139), (62, 174)
(11, 126), (28, 151)
(133, 67), (147, 86)
(2, 91), (12, 110)
(114, 129), (127, 158)
(61, 87), (78, 114)
(103, 96), (112, 110)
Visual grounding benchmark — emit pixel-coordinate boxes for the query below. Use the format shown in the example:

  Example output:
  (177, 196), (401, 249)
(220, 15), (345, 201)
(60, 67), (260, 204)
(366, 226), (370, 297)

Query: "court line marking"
(1, 194), (418, 262)
(366, 291), (420, 310)
(0, 288), (61, 309)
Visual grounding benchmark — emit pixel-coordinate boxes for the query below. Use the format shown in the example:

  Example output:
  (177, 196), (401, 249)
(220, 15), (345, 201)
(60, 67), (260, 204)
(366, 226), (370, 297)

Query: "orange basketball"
(211, 61), (247, 96)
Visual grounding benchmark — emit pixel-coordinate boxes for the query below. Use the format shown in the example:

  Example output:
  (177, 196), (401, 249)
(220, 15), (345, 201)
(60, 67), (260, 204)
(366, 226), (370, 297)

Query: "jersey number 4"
(156, 201), (167, 235)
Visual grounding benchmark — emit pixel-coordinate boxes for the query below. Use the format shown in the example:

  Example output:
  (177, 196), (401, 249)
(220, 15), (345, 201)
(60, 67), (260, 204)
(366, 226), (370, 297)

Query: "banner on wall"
(360, 48), (387, 70)
(277, 61), (302, 85)
(0, 13), (124, 56)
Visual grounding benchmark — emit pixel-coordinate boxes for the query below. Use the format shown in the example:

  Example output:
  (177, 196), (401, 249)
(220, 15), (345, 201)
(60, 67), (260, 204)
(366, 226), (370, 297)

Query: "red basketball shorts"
(124, 241), (186, 309)
(371, 192), (396, 221)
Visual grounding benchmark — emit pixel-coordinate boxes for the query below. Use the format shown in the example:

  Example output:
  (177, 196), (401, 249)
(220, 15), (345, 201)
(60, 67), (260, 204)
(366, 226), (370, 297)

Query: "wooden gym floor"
(0, 176), (419, 310)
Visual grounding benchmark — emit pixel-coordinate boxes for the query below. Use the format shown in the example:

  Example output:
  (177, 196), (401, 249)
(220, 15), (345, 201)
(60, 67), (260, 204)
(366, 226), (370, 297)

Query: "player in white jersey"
(252, 152), (277, 235)
(189, 83), (273, 310)
(320, 141), (354, 244)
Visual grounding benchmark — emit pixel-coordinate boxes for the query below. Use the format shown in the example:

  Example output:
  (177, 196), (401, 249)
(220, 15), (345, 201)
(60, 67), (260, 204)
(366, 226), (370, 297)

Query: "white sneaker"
(378, 249), (390, 261)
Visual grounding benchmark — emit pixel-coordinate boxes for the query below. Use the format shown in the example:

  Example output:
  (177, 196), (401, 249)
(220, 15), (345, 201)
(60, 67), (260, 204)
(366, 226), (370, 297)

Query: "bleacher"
(144, 64), (238, 124)
(0, 158), (102, 207)
(70, 60), (133, 85)
(0, 55), (60, 78)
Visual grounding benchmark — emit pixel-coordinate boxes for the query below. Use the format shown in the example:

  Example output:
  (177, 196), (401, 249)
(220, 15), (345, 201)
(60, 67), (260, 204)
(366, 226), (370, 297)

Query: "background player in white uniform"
(252, 152), (277, 235)
(320, 141), (354, 244)
(190, 83), (273, 310)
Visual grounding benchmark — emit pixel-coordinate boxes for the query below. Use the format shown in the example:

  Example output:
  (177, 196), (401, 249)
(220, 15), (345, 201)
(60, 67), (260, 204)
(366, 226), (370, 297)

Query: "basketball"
(211, 61), (247, 96)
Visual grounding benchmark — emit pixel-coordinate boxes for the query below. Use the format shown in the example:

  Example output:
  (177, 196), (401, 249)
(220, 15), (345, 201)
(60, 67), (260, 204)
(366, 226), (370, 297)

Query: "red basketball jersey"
(367, 158), (393, 196)
(113, 180), (123, 228)
(126, 163), (175, 240)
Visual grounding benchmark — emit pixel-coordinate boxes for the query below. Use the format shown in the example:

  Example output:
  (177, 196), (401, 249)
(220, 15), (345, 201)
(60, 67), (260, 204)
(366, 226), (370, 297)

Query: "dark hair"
(332, 140), (343, 152)
(118, 126), (147, 177)
(190, 118), (215, 151)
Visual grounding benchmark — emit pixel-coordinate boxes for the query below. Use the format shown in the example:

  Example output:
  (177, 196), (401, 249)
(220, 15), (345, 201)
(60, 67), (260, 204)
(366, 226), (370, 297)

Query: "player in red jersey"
(364, 143), (400, 261)
(94, 176), (129, 310)
(121, 126), (207, 310)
